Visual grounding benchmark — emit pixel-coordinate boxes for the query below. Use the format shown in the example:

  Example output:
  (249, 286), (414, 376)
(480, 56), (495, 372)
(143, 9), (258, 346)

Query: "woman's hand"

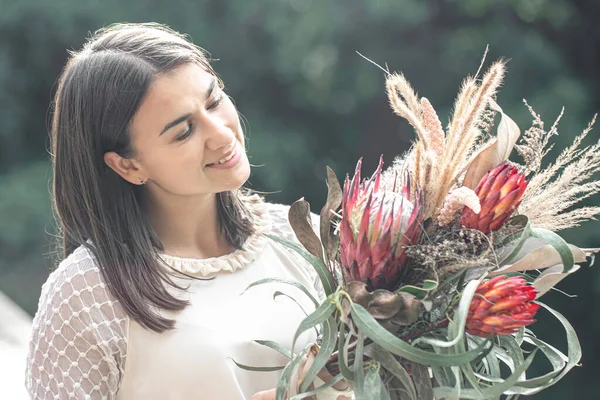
(249, 388), (278, 400)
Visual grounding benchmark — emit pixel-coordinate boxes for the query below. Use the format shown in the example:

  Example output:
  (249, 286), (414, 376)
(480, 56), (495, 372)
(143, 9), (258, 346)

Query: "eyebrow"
(158, 77), (217, 136)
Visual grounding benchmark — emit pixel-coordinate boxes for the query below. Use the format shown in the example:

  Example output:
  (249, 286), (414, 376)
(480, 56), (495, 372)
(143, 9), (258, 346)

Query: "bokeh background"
(1, 0), (599, 398)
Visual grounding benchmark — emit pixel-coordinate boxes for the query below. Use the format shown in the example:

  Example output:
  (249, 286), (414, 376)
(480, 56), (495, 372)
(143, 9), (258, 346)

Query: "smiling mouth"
(207, 146), (237, 166)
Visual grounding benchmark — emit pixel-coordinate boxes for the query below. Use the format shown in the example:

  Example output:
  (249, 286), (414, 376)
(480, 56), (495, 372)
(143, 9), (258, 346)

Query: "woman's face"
(123, 62), (250, 197)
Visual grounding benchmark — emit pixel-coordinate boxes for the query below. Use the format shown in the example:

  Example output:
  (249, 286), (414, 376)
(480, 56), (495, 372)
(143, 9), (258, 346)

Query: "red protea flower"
(339, 156), (421, 291)
(461, 162), (528, 234)
(466, 275), (539, 338)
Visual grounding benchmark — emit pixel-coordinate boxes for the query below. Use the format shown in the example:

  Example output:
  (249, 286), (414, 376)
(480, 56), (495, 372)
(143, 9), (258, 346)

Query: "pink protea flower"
(466, 275), (540, 338)
(461, 162), (528, 234)
(339, 156), (421, 291)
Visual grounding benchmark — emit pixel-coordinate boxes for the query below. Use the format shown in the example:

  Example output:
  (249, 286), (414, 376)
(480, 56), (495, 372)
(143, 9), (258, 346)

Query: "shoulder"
(35, 244), (128, 328)
(39, 245), (101, 306)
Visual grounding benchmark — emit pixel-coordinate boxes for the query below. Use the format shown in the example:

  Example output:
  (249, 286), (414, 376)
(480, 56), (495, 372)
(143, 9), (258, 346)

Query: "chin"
(225, 159), (251, 191)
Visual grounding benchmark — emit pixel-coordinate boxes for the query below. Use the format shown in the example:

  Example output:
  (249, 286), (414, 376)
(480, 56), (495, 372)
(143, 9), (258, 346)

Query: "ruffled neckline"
(157, 194), (272, 276)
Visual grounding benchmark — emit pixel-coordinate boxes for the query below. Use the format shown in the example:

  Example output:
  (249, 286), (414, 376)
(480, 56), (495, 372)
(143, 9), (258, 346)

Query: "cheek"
(147, 144), (205, 179)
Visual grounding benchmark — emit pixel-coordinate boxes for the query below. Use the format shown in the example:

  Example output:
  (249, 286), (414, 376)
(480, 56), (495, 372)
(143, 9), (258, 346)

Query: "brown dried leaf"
(289, 199), (324, 262)
(366, 290), (405, 319)
(320, 167), (343, 263)
(534, 264), (581, 298)
(389, 292), (422, 326)
(346, 281), (372, 308)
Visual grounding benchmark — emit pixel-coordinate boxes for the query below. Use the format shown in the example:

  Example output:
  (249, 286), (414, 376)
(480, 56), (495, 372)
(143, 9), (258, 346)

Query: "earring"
(139, 178), (146, 185)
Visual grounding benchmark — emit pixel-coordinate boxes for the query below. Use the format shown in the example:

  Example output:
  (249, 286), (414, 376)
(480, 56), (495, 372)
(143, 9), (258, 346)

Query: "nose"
(203, 114), (236, 151)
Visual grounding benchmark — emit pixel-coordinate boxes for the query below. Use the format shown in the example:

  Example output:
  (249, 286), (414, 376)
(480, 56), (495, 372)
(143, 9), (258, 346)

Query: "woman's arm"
(25, 249), (128, 399)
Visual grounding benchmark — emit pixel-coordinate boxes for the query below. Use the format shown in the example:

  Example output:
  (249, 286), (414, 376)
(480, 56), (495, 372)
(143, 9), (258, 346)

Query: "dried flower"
(466, 276), (539, 337)
(461, 162), (528, 234)
(438, 187), (481, 226)
(340, 157), (421, 291)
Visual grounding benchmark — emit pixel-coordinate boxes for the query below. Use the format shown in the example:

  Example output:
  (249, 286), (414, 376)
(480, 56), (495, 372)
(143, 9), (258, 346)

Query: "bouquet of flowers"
(241, 56), (600, 399)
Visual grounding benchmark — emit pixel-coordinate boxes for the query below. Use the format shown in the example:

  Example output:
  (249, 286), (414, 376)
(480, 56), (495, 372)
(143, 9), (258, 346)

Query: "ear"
(103, 151), (147, 185)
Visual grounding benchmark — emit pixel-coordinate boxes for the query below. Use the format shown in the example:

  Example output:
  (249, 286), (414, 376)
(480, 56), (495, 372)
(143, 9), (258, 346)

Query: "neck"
(143, 190), (234, 259)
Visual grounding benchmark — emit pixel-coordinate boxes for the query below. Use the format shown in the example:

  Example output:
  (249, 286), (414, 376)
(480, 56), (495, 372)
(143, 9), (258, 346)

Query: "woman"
(24, 22), (353, 399)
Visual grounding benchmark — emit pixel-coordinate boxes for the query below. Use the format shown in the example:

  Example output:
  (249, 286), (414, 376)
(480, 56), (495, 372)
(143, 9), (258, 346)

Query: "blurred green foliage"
(1, 0), (598, 397)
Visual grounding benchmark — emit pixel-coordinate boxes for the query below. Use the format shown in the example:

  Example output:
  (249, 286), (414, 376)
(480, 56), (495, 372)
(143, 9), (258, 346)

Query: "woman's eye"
(176, 123), (194, 141)
(207, 94), (222, 110)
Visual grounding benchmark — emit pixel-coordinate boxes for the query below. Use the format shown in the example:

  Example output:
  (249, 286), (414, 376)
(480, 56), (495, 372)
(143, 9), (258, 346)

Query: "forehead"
(131, 63), (215, 134)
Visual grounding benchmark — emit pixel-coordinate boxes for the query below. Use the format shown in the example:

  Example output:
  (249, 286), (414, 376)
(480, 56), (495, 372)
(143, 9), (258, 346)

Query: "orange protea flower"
(339, 156), (421, 291)
(460, 162), (528, 234)
(466, 276), (539, 338)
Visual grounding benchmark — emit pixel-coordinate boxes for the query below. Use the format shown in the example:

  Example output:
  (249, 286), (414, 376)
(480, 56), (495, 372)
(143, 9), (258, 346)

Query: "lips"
(207, 145), (236, 166)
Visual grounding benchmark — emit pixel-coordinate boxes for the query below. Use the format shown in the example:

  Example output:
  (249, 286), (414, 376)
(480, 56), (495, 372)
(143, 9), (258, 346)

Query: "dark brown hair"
(50, 23), (255, 332)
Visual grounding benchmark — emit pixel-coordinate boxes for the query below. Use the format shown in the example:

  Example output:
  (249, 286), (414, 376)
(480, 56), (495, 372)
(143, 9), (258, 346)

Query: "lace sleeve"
(25, 246), (129, 399)
(265, 202), (327, 302)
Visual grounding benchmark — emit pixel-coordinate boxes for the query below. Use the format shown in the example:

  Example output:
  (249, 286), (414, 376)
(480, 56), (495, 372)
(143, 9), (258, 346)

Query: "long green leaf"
(416, 279), (481, 348)
(242, 277), (319, 307)
(276, 346), (311, 400)
(531, 228), (575, 273)
(289, 374), (345, 400)
(300, 317), (338, 393)
(499, 217), (532, 265)
(292, 298), (336, 354)
(365, 345), (417, 400)
(353, 332), (366, 399)
(267, 233), (336, 296)
(503, 302), (581, 396)
(273, 291), (320, 337)
(351, 304), (492, 367)
(229, 358), (286, 372)
(364, 363), (382, 399)
(338, 321), (355, 381)
(253, 340), (294, 359)
(434, 350), (538, 399)
(499, 336), (563, 393)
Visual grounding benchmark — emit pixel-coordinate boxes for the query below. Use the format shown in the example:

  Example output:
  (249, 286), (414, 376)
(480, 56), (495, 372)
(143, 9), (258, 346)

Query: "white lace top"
(24, 198), (353, 399)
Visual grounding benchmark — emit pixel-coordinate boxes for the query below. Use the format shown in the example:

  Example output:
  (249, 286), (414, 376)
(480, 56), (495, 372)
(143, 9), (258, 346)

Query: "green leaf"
(531, 228), (575, 273)
(337, 321), (355, 381)
(242, 277), (319, 307)
(415, 279), (482, 348)
(504, 302), (581, 396)
(267, 233), (336, 296)
(276, 345), (311, 400)
(499, 216), (532, 265)
(515, 327), (525, 346)
(351, 303), (492, 367)
(364, 363), (382, 399)
(273, 291), (319, 337)
(292, 297), (336, 354)
(300, 317), (338, 392)
(253, 340), (294, 359)
(364, 345), (417, 400)
(289, 374), (345, 400)
(353, 332), (366, 399)
(229, 358), (286, 372)
(396, 280), (438, 299)
(434, 350), (538, 399)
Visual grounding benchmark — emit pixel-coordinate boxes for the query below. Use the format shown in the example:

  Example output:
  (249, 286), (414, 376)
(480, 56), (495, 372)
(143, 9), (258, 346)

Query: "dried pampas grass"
(384, 60), (506, 221)
(519, 111), (600, 231)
